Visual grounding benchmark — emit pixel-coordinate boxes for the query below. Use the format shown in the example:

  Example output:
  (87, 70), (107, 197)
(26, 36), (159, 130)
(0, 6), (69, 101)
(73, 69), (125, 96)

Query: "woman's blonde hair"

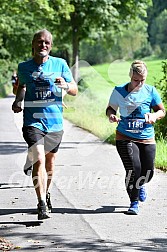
(129, 60), (147, 78)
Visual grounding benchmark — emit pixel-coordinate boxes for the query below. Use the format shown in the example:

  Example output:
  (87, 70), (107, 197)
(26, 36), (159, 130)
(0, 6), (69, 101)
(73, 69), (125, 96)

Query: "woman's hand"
(144, 113), (157, 124)
(109, 114), (120, 123)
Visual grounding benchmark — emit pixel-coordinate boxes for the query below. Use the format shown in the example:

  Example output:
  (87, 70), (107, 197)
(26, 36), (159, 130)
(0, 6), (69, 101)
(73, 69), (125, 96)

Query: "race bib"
(34, 78), (52, 100)
(124, 119), (146, 133)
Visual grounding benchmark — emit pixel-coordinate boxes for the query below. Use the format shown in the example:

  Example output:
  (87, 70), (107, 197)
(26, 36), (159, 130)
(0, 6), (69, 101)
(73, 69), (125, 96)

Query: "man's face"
(32, 32), (52, 58)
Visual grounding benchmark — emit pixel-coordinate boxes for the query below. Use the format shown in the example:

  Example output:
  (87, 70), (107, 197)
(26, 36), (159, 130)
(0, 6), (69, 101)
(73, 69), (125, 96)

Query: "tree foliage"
(80, 17), (151, 64)
(0, 0), (151, 62)
(49, 0), (151, 80)
(147, 0), (167, 49)
(154, 60), (167, 139)
(0, 0), (153, 94)
(0, 0), (56, 60)
(149, 9), (167, 57)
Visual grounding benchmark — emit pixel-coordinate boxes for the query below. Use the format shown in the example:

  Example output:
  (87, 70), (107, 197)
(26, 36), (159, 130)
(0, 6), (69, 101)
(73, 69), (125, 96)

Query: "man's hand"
(12, 101), (22, 113)
(55, 77), (69, 91)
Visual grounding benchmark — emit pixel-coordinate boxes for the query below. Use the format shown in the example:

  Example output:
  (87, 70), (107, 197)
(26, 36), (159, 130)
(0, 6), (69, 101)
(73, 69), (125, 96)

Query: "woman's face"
(129, 72), (147, 91)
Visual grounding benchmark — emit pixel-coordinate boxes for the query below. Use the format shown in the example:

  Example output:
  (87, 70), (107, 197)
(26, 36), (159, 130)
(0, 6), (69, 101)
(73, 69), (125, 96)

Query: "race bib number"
(35, 79), (52, 100)
(125, 119), (145, 133)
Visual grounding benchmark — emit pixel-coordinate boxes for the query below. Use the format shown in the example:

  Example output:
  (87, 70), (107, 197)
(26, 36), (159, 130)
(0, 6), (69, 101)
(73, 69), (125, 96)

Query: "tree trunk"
(71, 14), (80, 82)
(72, 30), (79, 82)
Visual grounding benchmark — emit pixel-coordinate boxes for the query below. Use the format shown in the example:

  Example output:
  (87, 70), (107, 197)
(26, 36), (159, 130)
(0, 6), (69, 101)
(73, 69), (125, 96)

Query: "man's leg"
(44, 130), (63, 213)
(45, 152), (56, 192)
(24, 148), (33, 176)
(32, 144), (47, 203)
(44, 152), (56, 212)
(32, 144), (50, 220)
(22, 126), (50, 219)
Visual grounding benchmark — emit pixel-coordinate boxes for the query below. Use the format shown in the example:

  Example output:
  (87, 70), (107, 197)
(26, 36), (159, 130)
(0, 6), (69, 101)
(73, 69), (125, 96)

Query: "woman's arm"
(106, 105), (120, 123)
(145, 103), (166, 124)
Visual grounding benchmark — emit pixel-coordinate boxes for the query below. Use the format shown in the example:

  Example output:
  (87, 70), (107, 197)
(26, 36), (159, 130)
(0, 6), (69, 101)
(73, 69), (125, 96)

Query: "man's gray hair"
(32, 29), (53, 43)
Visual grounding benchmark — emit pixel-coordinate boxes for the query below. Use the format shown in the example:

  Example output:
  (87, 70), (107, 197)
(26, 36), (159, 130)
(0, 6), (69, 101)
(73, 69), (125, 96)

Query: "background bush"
(155, 60), (167, 140)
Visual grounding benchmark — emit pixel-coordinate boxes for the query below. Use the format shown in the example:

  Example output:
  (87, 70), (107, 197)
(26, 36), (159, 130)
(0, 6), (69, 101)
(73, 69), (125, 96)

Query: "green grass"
(64, 59), (167, 171)
(0, 82), (12, 98)
(143, 60), (163, 84)
(93, 59), (163, 86)
(156, 139), (167, 172)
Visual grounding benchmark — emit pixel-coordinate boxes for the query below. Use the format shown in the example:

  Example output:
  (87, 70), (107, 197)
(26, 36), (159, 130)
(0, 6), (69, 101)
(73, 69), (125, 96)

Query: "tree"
(149, 9), (167, 57)
(80, 17), (151, 64)
(0, 0), (152, 84)
(0, 0), (72, 56)
(49, 0), (152, 81)
(0, 0), (56, 96)
(115, 17), (151, 60)
(154, 60), (167, 139)
(0, 0), (55, 60)
(147, 0), (167, 47)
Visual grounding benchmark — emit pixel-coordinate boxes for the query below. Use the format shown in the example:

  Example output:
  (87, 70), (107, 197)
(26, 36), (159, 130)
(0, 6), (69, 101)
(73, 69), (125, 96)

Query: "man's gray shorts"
(22, 126), (63, 153)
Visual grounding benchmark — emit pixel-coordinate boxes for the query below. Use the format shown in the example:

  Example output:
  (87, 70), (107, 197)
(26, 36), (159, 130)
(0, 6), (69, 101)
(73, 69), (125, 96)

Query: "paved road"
(0, 95), (167, 251)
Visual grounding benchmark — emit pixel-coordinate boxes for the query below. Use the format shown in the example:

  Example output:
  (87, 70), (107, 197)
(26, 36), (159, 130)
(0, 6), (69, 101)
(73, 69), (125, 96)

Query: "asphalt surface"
(0, 94), (167, 251)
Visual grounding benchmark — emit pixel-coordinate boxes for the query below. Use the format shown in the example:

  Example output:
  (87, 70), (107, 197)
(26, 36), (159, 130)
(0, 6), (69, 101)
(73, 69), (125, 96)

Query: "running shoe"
(37, 200), (50, 220)
(139, 185), (147, 202)
(127, 201), (139, 215)
(46, 192), (52, 213)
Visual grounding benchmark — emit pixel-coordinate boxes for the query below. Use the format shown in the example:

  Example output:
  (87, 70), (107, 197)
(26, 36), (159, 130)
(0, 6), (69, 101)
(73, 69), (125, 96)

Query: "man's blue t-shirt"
(109, 83), (162, 139)
(18, 56), (73, 132)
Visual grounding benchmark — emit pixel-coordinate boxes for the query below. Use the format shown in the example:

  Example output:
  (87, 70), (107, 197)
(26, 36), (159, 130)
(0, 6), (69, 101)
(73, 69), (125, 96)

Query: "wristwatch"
(64, 83), (70, 92)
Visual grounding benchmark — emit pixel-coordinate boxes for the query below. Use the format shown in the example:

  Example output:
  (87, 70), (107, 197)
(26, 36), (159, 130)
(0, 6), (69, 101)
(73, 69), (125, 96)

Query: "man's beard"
(38, 51), (48, 58)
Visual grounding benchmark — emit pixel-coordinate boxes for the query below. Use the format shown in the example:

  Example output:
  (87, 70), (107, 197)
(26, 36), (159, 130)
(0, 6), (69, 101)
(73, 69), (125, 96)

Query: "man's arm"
(65, 80), (78, 96)
(55, 77), (78, 96)
(12, 85), (26, 113)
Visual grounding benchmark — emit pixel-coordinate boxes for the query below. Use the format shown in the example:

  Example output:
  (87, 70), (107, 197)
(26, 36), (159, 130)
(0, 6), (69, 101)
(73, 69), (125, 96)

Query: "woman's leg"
(138, 143), (155, 186)
(116, 140), (141, 202)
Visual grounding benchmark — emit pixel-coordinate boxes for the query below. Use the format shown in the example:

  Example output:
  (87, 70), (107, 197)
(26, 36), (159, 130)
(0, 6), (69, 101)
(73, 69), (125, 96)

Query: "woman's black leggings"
(116, 140), (156, 202)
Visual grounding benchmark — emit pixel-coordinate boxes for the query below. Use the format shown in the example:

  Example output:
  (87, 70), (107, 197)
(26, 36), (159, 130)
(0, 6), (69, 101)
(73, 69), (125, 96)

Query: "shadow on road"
(52, 205), (127, 214)
(0, 227), (166, 252)
(0, 205), (127, 217)
(0, 141), (27, 155)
